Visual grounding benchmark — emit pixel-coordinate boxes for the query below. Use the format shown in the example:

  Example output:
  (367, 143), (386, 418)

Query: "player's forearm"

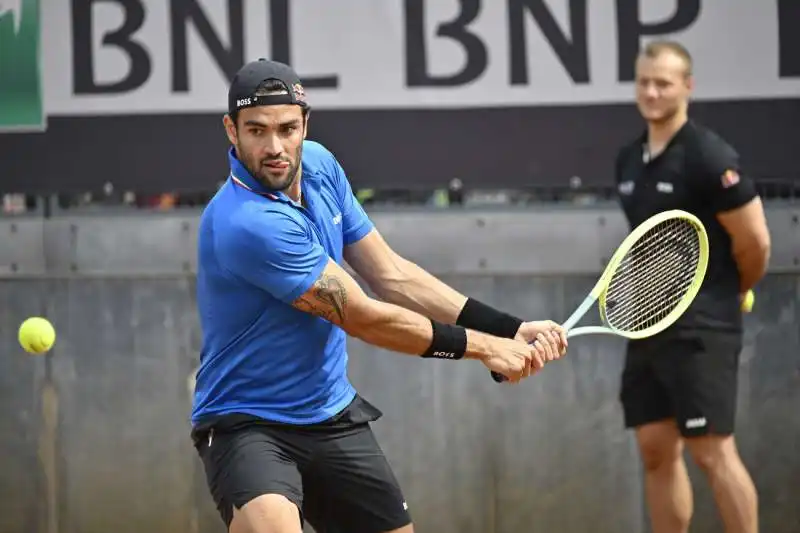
(369, 256), (467, 324)
(734, 244), (770, 292)
(348, 300), (489, 361)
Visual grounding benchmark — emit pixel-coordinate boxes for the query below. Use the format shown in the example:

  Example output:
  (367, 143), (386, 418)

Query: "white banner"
(37, 0), (799, 115)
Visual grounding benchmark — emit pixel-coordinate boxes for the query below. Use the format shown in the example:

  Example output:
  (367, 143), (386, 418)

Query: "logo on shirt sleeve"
(721, 169), (740, 188)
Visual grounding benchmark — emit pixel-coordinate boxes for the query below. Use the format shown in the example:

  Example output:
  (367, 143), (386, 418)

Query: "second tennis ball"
(741, 290), (755, 313)
(18, 317), (57, 354)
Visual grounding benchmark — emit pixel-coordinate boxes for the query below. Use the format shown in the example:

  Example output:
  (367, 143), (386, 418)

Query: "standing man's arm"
(218, 211), (560, 382)
(699, 142), (771, 293)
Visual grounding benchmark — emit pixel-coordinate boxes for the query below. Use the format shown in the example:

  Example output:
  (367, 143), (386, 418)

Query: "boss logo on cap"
(236, 97), (252, 107)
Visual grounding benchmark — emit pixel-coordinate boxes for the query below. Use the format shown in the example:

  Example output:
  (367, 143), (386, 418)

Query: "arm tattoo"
(294, 274), (348, 323)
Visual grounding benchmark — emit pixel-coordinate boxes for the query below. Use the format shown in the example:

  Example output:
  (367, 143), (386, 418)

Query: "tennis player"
(614, 41), (771, 533)
(190, 58), (567, 533)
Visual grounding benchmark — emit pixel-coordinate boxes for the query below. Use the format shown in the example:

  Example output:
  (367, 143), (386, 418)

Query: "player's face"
(224, 105), (307, 191)
(634, 53), (693, 124)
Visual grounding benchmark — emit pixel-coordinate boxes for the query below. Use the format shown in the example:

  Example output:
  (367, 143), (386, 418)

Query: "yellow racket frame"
(563, 209), (710, 340)
(490, 209), (709, 383)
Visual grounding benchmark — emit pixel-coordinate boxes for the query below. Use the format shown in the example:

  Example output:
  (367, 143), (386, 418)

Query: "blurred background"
(0, 1), (798, 532)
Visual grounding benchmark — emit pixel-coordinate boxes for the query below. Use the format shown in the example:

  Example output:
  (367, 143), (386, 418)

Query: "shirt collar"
(227, 146), (320, 204)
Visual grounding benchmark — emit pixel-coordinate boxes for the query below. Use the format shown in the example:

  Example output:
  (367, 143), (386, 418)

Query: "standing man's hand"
(515, 320), (568, 363)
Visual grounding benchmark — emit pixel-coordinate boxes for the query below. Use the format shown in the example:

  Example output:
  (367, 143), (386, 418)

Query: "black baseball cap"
(227, 58), (309, 116)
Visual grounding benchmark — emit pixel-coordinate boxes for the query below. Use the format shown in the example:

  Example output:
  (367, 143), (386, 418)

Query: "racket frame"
(490, 209), (709, 382)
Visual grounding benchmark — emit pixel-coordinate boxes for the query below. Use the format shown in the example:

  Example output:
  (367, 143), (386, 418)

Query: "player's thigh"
(302, 424), (412, 533)
(194, 424), (306, 531)
(656, 330), (742, 438)
(620, 339), (673, 428)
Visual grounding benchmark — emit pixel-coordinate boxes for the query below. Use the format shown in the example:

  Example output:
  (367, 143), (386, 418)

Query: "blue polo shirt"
(191, 140), (374, 426)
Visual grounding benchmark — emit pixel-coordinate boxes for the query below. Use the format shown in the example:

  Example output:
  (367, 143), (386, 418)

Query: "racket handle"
(490, 371), (507, 383)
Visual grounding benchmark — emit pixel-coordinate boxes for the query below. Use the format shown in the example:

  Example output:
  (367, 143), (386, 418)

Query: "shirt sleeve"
(218, 210), (330, 303)
(329, 155), (375, 246)
(695, 138), (758, 214)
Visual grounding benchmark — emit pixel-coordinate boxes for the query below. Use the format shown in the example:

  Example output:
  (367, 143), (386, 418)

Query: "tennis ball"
(741, 290), (755, 313)
(18, 317), (56, 354)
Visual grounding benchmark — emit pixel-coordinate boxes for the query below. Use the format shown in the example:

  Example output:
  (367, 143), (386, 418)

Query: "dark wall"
(2, 99), (799, 194)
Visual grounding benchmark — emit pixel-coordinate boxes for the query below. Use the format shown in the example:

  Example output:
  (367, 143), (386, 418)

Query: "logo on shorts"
(685, 417), (707, 429)
(0, 0), (45, 132)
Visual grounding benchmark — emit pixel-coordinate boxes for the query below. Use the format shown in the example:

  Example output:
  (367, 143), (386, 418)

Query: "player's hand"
(481, 336), (545, 384)
(515, 320), (568, 362)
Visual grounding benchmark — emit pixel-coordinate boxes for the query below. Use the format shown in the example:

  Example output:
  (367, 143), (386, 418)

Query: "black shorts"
(620, 328), (742, 437)
(191, 395), (411, 532)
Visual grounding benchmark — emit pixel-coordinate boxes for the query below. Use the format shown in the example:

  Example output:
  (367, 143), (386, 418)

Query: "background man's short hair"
(641, 40), (693, 76)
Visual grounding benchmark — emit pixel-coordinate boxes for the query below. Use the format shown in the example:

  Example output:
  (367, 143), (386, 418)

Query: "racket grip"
(490, 371), (507, 383)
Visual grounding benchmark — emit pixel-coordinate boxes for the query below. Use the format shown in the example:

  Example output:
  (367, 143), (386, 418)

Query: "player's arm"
(294, 255), (499, 361)
(218, 210), (530, 369)
(331, 148), (530, 343)
(698, 141), (771, 292)
(344, 229), (525, 340)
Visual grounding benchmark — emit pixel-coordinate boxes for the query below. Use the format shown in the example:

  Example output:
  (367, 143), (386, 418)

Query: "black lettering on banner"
(268, 0), (338, 88)
(72, 0), (151, 94)
(616, 0), (700, 82)
(778, 0), (799, 78)
(170, 0), (244, 92)
(404, 0), (488, 87)
(508, 0), (589, 85)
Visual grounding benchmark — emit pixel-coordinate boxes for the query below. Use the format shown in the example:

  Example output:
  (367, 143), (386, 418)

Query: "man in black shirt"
(614, 41), (771, 533)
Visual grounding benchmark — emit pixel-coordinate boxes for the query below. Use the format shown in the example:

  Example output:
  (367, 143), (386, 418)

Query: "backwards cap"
(227, 58), (309, 115)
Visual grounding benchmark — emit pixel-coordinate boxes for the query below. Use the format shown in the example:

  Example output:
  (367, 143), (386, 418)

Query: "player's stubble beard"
(238, 139), (303, 193)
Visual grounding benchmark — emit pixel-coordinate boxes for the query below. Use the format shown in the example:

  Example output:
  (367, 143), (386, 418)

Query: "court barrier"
(1, 206), (797, 533)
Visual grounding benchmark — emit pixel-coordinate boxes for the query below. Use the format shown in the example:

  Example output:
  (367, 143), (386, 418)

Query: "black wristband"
(456, 298), (523, 339)
(421, 320), (467, 360)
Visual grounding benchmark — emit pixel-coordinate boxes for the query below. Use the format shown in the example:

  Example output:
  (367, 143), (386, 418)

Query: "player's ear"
(302, 110), (310, 139)
(223, 114), (238, 145)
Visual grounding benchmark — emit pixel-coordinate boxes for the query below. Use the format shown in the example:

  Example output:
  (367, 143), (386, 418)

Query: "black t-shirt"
(614, 120), (758, 332)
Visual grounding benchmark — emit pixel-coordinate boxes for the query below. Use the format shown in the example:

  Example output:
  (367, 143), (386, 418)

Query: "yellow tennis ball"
(741, 290), (755, 313)
(18, 317), (56, 354)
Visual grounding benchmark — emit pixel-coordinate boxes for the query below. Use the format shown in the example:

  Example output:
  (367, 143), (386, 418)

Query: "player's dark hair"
(641, 40), (693, 77)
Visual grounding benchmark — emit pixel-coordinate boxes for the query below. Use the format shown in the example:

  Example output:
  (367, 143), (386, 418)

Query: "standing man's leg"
(684, 435), (758, 533)
(621, 337), (693, 533)
(669, 331), (758, 533)
(634, 420), (693, 533)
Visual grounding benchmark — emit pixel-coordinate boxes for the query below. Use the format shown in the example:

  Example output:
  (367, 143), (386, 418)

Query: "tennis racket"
(491, 209), (710, 383)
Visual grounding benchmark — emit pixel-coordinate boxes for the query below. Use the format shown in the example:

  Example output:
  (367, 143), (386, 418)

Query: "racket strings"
(604, 219), (701, 332)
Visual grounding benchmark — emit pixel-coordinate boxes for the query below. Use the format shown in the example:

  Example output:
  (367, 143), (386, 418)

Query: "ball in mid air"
(740, 290), (755, 313)
(18, 317), (56, 354)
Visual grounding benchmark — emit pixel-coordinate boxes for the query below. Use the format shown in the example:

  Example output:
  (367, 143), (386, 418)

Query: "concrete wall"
(0, 206), (798, 533)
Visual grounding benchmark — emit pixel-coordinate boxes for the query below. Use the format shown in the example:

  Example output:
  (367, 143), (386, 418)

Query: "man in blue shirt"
(191, 59), (568, 533)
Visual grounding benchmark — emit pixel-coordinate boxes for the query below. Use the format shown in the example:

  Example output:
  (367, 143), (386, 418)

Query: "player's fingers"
(545, 330), (561, 360)
(538, 332), (555, 362)
(532, 335), (548, 368)
(558, 329), (568, 355)
(548, 323), (568, 355)
(520, 351), (531, 379)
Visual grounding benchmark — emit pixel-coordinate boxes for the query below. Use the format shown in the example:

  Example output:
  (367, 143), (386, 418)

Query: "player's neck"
(285, 172), (303, 204)
(647, 112), (688, 150)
